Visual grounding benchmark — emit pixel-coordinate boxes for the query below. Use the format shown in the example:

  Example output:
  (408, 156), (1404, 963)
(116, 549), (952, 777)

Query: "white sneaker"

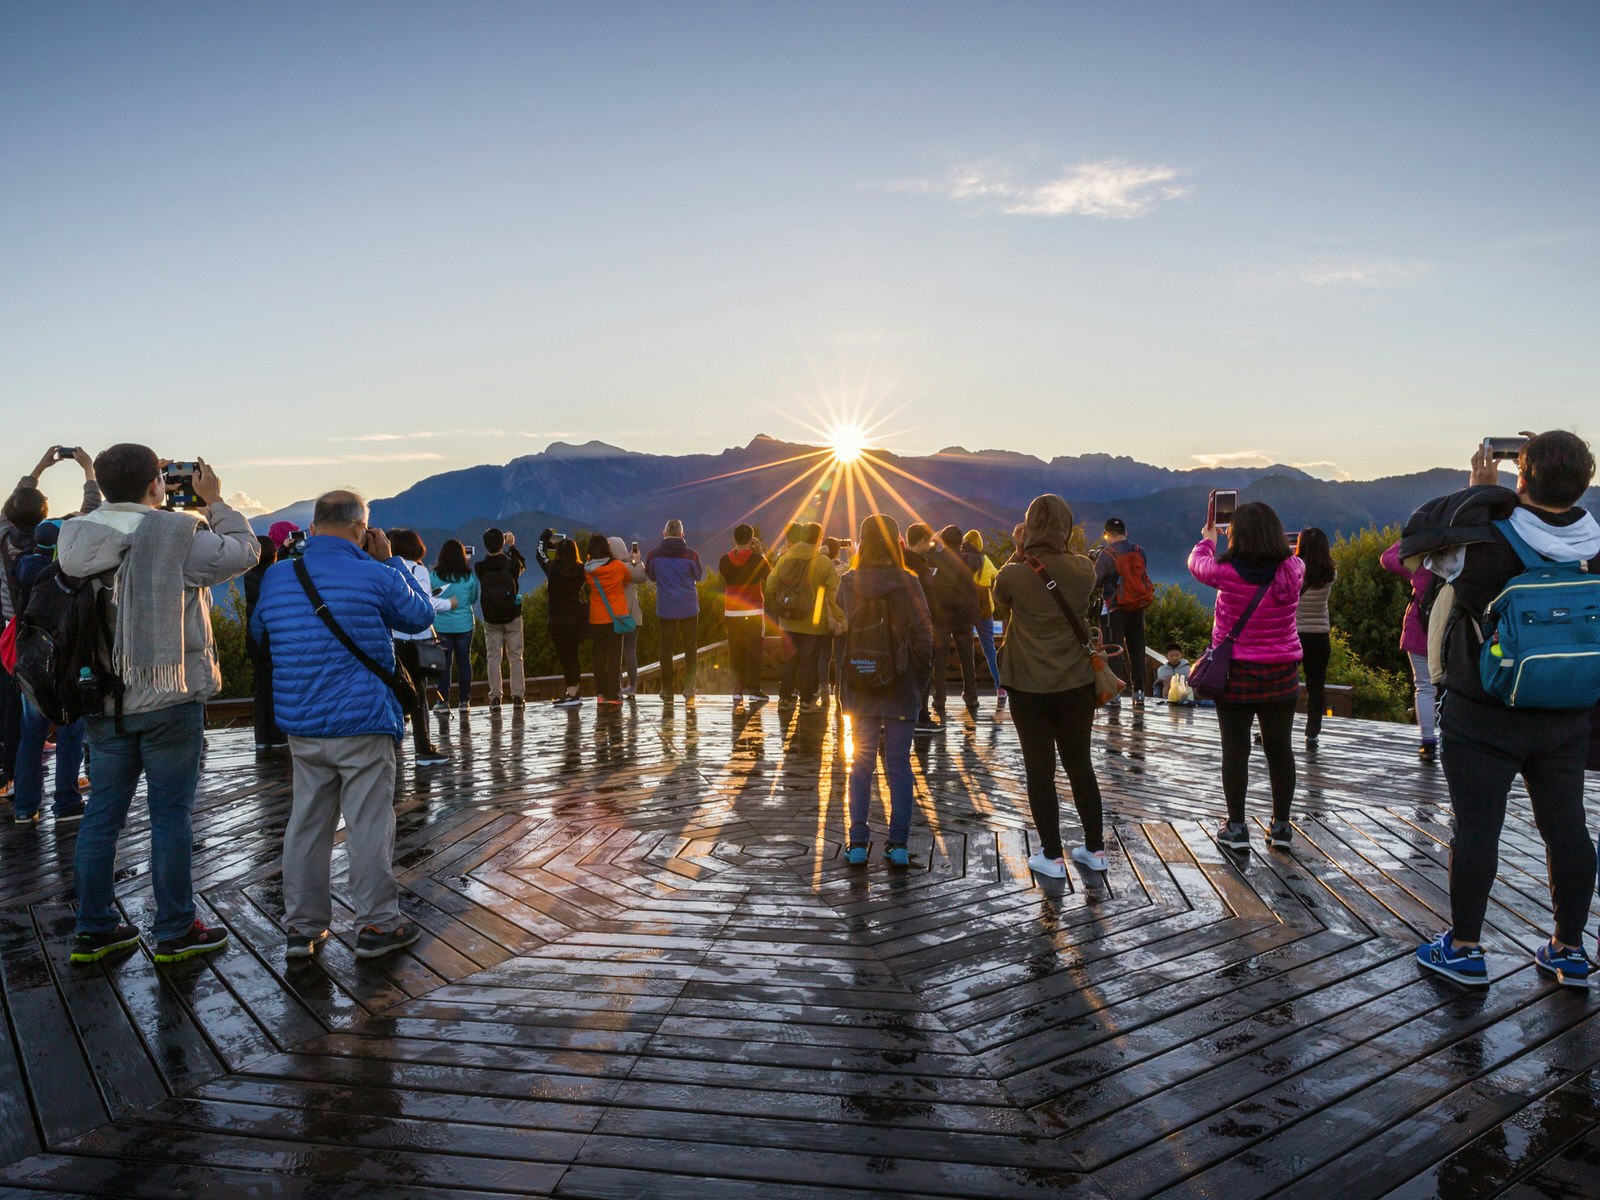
(621, 685), (635, 698)
(1027, 852), (1067, 879)
(1071, 845), (1108, 873)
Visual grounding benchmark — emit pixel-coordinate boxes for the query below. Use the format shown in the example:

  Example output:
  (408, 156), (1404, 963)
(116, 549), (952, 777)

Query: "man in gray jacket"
(57, 444), (260, 964)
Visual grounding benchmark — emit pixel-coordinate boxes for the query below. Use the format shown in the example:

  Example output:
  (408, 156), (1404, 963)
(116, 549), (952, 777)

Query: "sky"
(4, 1), (1597, 517)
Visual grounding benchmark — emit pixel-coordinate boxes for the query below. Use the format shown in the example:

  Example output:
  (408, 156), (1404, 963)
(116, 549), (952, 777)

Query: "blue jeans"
(848, 716), (916, 846)
(13, 697), (86, 818)
(974, 621), (1000, 690)
(439, 629), (473, 704)
(74, 701), (205, 942)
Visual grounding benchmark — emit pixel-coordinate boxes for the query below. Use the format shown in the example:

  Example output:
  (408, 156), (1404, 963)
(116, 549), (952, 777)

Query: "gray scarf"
(113, 511), (197, 697)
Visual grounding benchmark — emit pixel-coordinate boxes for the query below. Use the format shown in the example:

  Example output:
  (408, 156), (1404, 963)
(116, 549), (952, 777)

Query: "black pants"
(1215, 698), (1298, 824)
(248, 642), (282, 747)
(1108, 609), (1147, 696)
(590, 623), (622, 700)
(779, 631), (827, 702)
(1008, 685), (1104, 859)
(1442, 696), (1595, 945)
(931, 624), (977, 714)
(1299, 631), (1331, 738)
(726, 616), (764, 692)
(0, 670), (21, 785)
(550, 624), (584, 689)
(392, 639), (435, 752)
(659, 616), (699, 695)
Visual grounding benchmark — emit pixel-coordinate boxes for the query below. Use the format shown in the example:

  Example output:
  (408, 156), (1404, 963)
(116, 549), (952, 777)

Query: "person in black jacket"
(907, 524), (980, 728)
(475, 528), (527, 709)
(1401, 431), (1600, 988)
(242, 535), (285, 754)
(536, 530), (587, 708)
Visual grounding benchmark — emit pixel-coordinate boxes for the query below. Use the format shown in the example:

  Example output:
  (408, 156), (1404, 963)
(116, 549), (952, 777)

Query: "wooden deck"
(1, 697), (1598, 1198)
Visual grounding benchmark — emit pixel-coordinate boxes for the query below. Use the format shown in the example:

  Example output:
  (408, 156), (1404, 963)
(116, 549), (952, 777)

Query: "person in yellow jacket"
(763, 522), (843, 711)
(963, 530), (1004, 706)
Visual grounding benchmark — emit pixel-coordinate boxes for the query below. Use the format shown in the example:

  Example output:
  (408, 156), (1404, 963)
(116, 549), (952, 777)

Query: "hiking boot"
(152, 920), (229, 964)
(70, 923), (143, 963)
(1217, 820), (1251, 851)
(355, 923), (420, 959)
(285, 929), (330, 959)
(1534, 940), (1594, 988)
(1416, 931), (1489, 987)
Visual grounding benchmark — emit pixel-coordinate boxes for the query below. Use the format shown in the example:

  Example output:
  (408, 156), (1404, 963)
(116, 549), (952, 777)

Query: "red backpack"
(1111, 546), (1155, 611)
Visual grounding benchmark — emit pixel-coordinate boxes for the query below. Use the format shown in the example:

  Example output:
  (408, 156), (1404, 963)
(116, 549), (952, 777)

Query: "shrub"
(1330, 524), (1412, 678)
(1326, 628), (1412, 722)
(1145, 584), (1213, 660)
(211, 586), (253, 699)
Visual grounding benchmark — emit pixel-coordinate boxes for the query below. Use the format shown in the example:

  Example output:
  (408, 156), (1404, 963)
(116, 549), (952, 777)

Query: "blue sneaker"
(1534, 940), (1594, 989)
(885, 844), (910, 869)
(1416, 931), (1489, 987)
(845, 845), (869, 866)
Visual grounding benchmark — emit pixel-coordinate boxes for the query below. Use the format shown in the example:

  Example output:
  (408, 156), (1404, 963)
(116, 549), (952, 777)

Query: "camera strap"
(292, 558), (405, 695)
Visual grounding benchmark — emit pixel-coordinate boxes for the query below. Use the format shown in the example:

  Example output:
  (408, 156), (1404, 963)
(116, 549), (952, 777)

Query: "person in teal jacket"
(429, 540), (480, 711)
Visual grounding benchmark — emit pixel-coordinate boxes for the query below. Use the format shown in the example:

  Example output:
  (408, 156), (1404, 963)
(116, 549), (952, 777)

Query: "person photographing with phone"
(56, 446), (260, 963)
(1402, 430), (1600, 988)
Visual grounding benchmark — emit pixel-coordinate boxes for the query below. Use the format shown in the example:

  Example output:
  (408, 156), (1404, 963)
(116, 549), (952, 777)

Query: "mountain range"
(253, 436), (1591, 590)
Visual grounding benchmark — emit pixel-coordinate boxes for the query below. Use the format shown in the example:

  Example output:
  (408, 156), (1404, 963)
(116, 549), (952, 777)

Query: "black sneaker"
(432, 700), (451, 714)
(415, 746), (449, 767)
(13, 810), (40, 827)
(285, 929), (330, 959)
(356, 923), (420, 959)
(1268, 820), (1293, 849)
(1217, 821), (1251, 851)
(747, 691), (770, 704)
(1305, 735), (1320, 751)
(1419, 741), (1438, 761)
(915, 714), (945, 735)
(152, 920), (230, 963)
(53, 799), (86, 823)
(552, 695), (582, 709)
(70, 922), (142, 963)
(512, 696), (525, 710)
(488, 697), (502, 710)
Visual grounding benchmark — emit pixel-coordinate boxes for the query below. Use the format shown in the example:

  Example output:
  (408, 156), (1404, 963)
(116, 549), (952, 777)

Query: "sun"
(829, 423), (868, 463)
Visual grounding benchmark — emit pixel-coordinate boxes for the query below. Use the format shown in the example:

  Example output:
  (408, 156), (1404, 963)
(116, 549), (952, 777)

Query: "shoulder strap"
(1221, 580), (1273, 643)
(593, 568), (621, 620)
(1023, 555), (1094, 651)
(1493, 518), (1553, 569)
(293, 557), (400, 690)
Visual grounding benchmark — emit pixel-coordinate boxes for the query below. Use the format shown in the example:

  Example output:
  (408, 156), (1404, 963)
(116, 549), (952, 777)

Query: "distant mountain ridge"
(252, 437), (1595, 592)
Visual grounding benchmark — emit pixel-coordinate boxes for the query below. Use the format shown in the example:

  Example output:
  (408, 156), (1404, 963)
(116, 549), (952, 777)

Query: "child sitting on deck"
(1156, 643), (1193, 704)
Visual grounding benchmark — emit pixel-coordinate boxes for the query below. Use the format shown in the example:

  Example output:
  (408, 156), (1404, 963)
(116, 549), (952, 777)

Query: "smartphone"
(163, 462), (204, 511)
(631, 541), (639, 556)
(1483, 436), (1528, 462)
(1208, 488), (1239, 530)
(463, 544), (476, 558)
(1285, 530), (1301, 550)
(53, 446), (78, 461)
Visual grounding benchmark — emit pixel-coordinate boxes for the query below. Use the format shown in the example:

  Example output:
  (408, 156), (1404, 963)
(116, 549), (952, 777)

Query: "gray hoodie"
(56, 500), (259, 715)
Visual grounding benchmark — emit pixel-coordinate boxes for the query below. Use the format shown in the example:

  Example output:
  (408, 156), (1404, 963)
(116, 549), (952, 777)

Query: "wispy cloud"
(235, 452), (445, 467)
(333, 429), (509, 442)
(1243, 256), (1432, 289)
(1190, 450), (1276, 470)
(882, 159), (1190, 220)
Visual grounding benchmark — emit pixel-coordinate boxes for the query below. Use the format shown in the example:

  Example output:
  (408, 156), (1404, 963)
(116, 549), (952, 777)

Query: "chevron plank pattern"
(1, 698), (1598, 1198)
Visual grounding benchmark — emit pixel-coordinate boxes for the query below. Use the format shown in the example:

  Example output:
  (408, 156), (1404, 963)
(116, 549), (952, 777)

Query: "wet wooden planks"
(0, 698), (1596, 1196)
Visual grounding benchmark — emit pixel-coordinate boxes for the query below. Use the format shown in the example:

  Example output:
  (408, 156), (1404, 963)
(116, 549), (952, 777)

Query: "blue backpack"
(1478, 520), (1600, 709)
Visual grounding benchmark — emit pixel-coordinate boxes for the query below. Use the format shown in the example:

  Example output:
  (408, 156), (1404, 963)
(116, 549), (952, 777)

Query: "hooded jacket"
(719, 546), (771, 617)
(763, 542), (842, 635)
(57, 500), (259, 715)
(912, 541), (981, 627)
(535, 540), (588, 628)
(587, 547), (646, 625)
(1188, 539), (1306, 664)
(1380, 541), (1432, 657)
(645, 536), (704, 621)
(250, 536), (435, 739)
(838, 564), (933, 719)
(992, 495), (1097, 693)
(1403, 484), (1600, 707)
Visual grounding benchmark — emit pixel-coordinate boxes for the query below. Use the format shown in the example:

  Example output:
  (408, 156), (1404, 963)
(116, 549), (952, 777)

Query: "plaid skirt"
(1218, 658), (1300, 705)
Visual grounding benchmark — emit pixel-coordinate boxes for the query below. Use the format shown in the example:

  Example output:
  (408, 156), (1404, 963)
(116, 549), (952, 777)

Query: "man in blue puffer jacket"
(645, 518), (705, 703)
(251, 490), (435, 961)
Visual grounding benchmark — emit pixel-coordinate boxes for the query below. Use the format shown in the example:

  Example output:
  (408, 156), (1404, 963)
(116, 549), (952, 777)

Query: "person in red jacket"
(1189, 501), (1305, 853)
(718, 524), (771, 704)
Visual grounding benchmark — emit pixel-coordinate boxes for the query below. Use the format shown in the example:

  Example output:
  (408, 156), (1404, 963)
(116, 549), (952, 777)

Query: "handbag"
(594, 571), (637, 634)
(413, 637), (448, 682)
(1189, 581), (1272, 699)
(1023, 555), (1126, 708)
(293, 558), (421, 712)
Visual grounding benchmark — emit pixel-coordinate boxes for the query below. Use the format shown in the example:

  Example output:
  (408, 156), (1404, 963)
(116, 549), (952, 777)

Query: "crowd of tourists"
(2, 432), (1597, 989)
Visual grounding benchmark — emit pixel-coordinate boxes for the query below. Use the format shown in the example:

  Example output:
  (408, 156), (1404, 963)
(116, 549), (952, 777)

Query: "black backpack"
(13, 564), (122, 725)
(845, 587), (908, 692)
(478, 561), (520, 624)
(769, 555), (814, 622)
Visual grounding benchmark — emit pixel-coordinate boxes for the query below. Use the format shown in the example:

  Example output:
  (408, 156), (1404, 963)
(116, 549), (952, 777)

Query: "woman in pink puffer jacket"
(1188, 502), (1306, 854)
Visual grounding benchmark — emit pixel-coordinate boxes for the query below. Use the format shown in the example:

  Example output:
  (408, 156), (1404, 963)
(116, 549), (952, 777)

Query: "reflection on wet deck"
(1, 698), (1597, 1198)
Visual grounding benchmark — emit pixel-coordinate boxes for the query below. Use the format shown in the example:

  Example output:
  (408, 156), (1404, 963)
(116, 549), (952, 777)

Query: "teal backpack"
(1478, 520), (1600, 709)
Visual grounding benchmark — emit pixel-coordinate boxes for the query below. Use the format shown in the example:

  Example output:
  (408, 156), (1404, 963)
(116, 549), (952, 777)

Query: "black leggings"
(1299, 632), (1331, 738)
(1008, 685), (1104, 859)
(549, 624), (584, 689)
(1215, 698), (1297, 824)
(392, 639), (434, 752)
(1443, 696), (1595, 945)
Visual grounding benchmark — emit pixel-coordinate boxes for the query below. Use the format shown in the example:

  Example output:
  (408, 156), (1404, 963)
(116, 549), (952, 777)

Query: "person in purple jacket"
(1381, 540), (1440, 761)
(1189, 501), (1306, 853)
(645, 519), (705, 704)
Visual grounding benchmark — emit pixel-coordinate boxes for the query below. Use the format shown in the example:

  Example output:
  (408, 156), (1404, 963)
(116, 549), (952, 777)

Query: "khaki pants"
(485, 619), (526, 699)
(283, 734), (400, 933)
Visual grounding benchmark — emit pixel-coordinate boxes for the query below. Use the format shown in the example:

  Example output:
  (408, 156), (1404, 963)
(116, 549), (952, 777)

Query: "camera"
(163, 462), (206, 511)
(1483, 436), (1528, 462)
(53, 446), (78, 461)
